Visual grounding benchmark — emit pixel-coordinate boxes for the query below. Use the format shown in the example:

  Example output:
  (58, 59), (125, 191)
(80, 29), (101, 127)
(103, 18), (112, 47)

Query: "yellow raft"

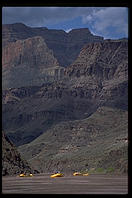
(19, 173), (33, 177)
(73, 172), (89, 176)
(50, 173), (64, 178)
(82, 173), (89, 176)
(19, 174), (25, 177)
(73, 172), (82, 176)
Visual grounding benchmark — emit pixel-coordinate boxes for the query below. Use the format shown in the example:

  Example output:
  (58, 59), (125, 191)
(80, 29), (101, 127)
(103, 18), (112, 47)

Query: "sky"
(2, 7), (128, 39)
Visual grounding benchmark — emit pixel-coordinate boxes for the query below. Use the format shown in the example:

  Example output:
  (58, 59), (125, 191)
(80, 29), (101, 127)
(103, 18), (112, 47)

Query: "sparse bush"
(106, 167), (115, 173)
(96, 167), (105, 173)
(88, 168), (96, 173)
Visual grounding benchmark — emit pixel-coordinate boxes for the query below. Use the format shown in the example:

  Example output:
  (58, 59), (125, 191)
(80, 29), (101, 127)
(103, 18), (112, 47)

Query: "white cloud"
(2, 7), (96, 26)
(82, 7), (128, 38)
(82, 15), (92, 23)
(2, 7), (128, 38)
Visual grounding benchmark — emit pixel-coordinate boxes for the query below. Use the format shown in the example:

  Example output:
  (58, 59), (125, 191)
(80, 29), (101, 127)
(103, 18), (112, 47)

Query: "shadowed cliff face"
(2, 40), (128, 146)
(2, 82), (100, 146)
(2, 131), (37, 176)
(2, 23), (104, 67)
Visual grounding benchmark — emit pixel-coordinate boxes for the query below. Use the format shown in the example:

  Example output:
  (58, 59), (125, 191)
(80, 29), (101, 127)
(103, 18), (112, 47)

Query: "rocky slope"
(2, 36), (64, 88)
(2, 24), (128, 174)
(2, 81), (100, 146)
(18, 106), (128, 173)
(65, 40), (128, 111)
(66, 40), (128, 81)
(2, 131), (37, 176)
(2, 40), (128, 147)
(2, 23), (104, 67)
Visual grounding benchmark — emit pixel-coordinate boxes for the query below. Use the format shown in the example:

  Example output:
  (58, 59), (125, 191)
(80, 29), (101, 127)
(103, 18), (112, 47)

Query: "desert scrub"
(88, 168), (96, 174)
(106, 167), (115, 173)
(96, 168), (106, 173)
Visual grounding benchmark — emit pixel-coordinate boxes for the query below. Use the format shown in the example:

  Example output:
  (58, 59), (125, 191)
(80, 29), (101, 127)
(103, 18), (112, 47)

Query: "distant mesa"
(2, 23), (104, 67)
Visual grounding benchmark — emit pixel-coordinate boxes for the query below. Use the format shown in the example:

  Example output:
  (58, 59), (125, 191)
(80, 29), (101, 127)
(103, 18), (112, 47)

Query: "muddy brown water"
(2, 173), (128, 194)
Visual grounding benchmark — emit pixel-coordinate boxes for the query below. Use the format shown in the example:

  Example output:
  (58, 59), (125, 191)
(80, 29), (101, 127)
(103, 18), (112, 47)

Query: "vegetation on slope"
(18, 106), (128, 174)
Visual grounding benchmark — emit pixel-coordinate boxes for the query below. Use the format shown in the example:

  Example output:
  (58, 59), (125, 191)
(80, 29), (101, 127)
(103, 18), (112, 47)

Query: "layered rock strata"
(2, 36), (64, 88)
(2, 23), (104, 67)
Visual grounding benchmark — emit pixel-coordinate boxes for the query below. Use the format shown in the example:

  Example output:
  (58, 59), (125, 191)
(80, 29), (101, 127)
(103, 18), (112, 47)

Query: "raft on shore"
(73, 172), (89, 176)
(50, 173), (64, 178)
(19, 173), (33, 177)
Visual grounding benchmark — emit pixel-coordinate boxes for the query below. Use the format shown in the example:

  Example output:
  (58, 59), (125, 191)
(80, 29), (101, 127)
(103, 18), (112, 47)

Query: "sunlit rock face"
(2, 23), (104, 67)
(2, 36), (64, 88)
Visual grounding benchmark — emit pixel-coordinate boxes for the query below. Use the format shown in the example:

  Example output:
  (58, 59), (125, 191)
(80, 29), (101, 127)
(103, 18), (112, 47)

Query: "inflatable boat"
(19, 174), (25, 177)
(82, 173), (89, 176)
(50, 173), (63, 178)
(19, 173), (33, 177)
(73, 172), (89, 176)
(73, 172), (82, 176)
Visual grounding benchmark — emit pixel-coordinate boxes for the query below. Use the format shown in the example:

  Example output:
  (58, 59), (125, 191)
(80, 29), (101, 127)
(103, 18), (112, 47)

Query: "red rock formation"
(2, 36), (64, 88)
(66, 40), (128, 82)
(2, 36), (59, 69)
(2, 23), (104, 67)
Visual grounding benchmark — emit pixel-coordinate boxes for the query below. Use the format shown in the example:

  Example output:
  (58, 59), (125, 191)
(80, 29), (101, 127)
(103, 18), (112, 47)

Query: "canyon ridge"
(2, 23), (128, 175)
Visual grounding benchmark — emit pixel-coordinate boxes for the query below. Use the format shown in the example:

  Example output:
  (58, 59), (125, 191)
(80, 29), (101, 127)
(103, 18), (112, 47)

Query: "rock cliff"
(66, 40), (128, 82)
(2, 131), (37, 176)
(2, 36), (64, 88)
(2, 23), (104, 67)
(2, 82), (99, 146)
(2, 24), (128, 174)
(2, 40), (128, 146)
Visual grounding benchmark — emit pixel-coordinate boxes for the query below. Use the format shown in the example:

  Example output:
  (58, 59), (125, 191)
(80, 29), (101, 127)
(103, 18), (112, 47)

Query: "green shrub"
(106, 167), (115, 173)
(88, 168), (96, 173)
(96, 167), (105, 173)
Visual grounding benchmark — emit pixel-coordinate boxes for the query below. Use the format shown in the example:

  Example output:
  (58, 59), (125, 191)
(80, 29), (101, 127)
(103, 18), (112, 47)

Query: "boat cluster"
(19, 173), (33, 177)
(19, 172), (89, 178)
(50, 172), (89, 178)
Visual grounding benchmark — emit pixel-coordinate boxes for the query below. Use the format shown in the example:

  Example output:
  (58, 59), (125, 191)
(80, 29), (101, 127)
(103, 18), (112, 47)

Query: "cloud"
(82, 7), (128, 38)
(2, 7), (96, 26)
(2, 7), (128, 38)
